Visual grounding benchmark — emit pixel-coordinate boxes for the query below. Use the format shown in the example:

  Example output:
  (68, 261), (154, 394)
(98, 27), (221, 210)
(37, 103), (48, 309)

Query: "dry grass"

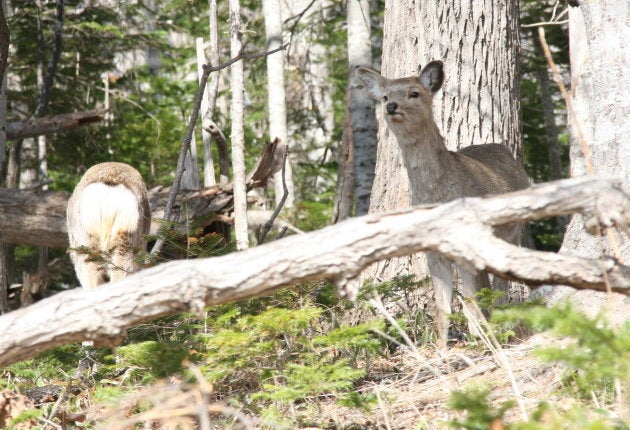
(90, 334), (570, 429)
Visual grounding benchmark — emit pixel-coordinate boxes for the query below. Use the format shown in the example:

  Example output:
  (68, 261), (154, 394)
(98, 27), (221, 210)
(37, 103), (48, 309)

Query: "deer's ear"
(419, 61), (444, 93)
(355, 67), (385, 100)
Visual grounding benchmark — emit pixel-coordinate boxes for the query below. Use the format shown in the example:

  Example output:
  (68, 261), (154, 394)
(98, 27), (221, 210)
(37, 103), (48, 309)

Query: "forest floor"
(1, 331), (628, 429)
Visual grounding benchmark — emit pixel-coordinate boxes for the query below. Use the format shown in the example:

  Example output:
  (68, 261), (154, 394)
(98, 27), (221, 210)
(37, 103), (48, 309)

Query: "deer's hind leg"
(108, 231), (138, 283)
(72, 253), (107, 289)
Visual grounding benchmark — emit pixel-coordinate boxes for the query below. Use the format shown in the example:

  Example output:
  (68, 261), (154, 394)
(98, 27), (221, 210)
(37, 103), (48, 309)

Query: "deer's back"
(455, 144), (530, 196)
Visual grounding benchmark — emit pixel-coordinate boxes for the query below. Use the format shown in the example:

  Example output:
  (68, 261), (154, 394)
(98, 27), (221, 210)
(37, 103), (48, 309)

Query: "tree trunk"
(229, 0), (249, 250)
(333, 86), (354, 223)
(196, 37), (216, 187)
(262, 0), (294, 209)
(0, 176), (627, 366)
(364, 0), (522, 294)
(0, 0), (8, 185)
(544, 2), (629, 319)
(0, 0), (9, 310)
(205, 0), (229, 185)
(347, 0), (377, 215)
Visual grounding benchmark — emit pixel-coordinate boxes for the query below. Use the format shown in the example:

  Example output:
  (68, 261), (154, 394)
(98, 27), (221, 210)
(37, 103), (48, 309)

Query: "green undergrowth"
(3, 278), (629, 429)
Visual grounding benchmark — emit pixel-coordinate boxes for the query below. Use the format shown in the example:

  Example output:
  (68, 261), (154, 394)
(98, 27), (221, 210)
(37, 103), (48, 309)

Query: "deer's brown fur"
(356, 62), (530, 347)
(67, 162), (151, 289)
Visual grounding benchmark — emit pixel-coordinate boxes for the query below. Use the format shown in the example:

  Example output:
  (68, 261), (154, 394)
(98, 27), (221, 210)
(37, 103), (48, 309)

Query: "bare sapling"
(67, 162), (151, 289)
(356, 61), (530, 348)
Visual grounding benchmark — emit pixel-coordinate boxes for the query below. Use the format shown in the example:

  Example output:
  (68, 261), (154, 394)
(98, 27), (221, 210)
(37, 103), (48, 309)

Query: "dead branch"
(0, 176), (627, 366)
(258, 146), (289, 244)
(5, 110), (105, 140)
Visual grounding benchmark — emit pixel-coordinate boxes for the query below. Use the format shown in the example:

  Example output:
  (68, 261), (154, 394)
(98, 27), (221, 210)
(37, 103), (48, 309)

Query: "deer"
(356, 61), (530, 348)
(67, 162), (151, 289)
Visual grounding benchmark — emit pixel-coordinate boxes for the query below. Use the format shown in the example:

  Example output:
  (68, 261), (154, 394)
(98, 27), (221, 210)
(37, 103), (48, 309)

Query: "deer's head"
(355, 61), (444, 138)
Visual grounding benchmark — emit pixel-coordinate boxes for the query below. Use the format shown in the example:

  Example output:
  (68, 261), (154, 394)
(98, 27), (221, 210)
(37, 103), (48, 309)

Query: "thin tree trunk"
(205, 0), (229, 185)
(333, 86), (354, 223)
(0, 0), (8, 311)
(263, 0), (294, 209)
(229, 0), (249, 250)
(347, 0), (377, 216)
(0, 0), (8, 186)
(196, 37), (216, 187)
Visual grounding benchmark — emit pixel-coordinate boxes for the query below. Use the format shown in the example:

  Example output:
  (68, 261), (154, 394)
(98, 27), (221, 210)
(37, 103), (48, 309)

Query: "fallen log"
(0, 139), (287, 248)
(0, 176), (627, 366)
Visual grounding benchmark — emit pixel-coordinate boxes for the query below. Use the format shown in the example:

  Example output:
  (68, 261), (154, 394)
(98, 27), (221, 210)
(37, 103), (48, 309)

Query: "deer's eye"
(383, 95), (388, 102)
(409, 91), (420, 98)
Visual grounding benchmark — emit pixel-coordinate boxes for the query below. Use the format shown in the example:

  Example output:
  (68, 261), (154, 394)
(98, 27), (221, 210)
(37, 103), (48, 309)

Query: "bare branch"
(258, 147), (289, 244)
(6, 110), (105, 140)
(0, 176), (627, 366)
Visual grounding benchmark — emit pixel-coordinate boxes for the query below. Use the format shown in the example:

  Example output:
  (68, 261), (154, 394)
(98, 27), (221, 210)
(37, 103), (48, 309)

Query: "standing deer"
(356, 61), (530, 348)
(67, 162), (151, 289)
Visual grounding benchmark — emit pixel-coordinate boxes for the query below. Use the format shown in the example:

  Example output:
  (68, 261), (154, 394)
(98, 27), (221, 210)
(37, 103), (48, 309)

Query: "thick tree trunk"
(542, 2), (629, 318)
(364, 0), (522, 295)
(347, 0), (377, 215)
(0, 176), (627, 367)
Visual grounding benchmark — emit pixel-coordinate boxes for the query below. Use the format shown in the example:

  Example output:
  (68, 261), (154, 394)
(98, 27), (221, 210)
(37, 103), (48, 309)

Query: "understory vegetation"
(2, 277), (628, 428)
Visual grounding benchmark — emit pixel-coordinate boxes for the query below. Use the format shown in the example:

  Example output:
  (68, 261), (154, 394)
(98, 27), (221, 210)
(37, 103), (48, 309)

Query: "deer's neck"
(391, 122), (454, 205)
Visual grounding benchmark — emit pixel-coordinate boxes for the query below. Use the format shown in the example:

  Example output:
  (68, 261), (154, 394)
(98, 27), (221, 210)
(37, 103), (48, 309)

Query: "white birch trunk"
(262, 0), (294, 208)
(196, 37), (216, 187)
(229, 0), (249, 250)
(347, 0), (377, 215)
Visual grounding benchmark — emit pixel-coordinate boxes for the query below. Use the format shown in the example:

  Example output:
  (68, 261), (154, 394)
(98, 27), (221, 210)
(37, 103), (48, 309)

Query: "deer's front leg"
(426, 252), (456, 349)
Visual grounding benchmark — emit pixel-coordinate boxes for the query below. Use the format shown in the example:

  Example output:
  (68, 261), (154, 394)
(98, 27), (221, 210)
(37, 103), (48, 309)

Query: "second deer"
(356, 61), (530, 348)
(67, 162), (151, 289)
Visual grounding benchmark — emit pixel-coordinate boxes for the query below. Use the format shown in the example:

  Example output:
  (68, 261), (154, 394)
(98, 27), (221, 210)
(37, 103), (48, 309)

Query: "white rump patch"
(76, 183), (141, 251)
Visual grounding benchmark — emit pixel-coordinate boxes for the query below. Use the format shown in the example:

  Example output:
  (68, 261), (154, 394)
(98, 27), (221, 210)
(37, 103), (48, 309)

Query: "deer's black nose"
(386, 102), (398, 114)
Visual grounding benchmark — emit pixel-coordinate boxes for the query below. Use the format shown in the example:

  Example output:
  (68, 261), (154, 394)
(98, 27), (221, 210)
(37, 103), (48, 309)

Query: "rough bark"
(365, 0), (522, 292)
(0, 176), (627, 366)
(347, 0), (377, 215)
(229, 0), (248, 250)
(540, 2), (630, 315)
